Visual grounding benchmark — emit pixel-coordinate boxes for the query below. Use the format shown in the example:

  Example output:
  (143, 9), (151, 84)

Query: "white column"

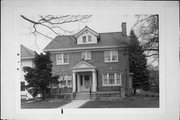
(77, 73), (80, 92)
(72, 71), (76, 92)
(92, 70), (97, 92)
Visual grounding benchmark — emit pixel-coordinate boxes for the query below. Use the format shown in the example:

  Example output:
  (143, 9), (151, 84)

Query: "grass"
(80, 96), (159, 108)
(21, 98), (71, 109)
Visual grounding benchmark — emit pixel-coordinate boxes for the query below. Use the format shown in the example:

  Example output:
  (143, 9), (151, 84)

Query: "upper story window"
(102, 73), (122, 86)
(82, 36), (86, 43)
(56, 53), (69, 65)
(82, 51), (91, 60)
(88, 35), (92, 42)
(104, 50), (118, 62)
(81, 35), (93, 43)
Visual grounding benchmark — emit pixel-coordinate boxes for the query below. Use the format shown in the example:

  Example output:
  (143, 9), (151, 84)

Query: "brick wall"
(50, 48), (129, 93)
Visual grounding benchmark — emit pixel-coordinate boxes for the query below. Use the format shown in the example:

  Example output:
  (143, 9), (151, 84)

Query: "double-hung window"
(104, 50), (118, 62)
(82, 35), (93, 43)
(82, 36), (86, 43)
(58, 75), (72, 88)
(82, 51), (91, 60)
(21, 82), (25, 91)
(56, 53), (69, 65)
(102, 73), (122, 86)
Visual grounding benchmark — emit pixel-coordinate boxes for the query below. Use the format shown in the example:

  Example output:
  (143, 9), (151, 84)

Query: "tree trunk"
(42, 89), (47, 100)
(133, 88), (136, 95)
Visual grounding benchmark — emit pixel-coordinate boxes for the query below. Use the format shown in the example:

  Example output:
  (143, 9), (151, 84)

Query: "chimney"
(121, 22), (127, 36)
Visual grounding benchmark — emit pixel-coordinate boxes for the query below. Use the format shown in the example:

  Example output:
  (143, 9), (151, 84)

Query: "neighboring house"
(20, 45), (35, 100)
(148, 70), (159, 93)
(44, 23), (133, 100)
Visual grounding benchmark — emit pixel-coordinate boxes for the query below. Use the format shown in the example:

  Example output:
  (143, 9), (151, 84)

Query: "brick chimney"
(121, 22), (127, 36)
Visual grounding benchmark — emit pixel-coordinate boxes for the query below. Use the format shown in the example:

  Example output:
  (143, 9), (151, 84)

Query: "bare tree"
(21, 15), (92, 40)
(133, 14), (159, 64)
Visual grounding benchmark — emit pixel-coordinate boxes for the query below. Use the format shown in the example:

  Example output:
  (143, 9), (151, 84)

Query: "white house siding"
(77, 30), (97, 44)
(21, 59), (34, 99)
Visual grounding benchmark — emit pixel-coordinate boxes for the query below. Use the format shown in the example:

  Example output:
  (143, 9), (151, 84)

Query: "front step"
(75, 92), (90, 100)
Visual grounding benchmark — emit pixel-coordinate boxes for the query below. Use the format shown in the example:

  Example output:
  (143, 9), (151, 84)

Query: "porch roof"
(71, 61), (96, 71)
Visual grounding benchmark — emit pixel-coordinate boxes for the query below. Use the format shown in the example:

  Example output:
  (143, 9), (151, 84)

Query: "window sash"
(59, 75), (72, 88)
(102, 73), (122, 86)
(56, 53), (69, 65)
(82, 36), (86, 43)
(104, 51), (118, 62)
(88, 35), (92, 42)
(82, 52), (91, 60)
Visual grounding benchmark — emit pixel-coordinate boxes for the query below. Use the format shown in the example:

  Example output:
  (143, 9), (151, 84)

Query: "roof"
(44, 27), (130, 52)
(75, 26), (99, 38)
(21, 45), (35, 59)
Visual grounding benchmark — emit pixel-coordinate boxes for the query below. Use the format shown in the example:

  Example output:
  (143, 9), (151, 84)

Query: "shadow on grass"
(80, 96), (159, 108)
(21, 98), (71, 109)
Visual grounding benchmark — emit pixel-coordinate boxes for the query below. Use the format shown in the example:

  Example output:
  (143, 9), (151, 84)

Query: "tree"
(133, 14), (159, 64)
(23, 52), (59, 100)
(21, 15), (92, 40)
(129, 30), (149, 95)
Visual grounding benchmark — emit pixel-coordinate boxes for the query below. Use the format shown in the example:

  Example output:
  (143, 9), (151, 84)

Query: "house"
(20, 45), (35, 99)
(43, 23), (133, 100)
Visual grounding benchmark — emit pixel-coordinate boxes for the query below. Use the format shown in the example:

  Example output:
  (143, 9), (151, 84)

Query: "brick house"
(43, 23), (133, 100)
(21, 45), (35, 99)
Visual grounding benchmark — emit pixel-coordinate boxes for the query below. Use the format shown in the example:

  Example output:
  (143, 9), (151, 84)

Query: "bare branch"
(21, 15), (92, 40)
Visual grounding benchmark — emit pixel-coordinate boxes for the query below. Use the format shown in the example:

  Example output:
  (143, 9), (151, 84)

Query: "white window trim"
(82, 51), (91, 60)
(81, 35), (93, 44)
(56, 53), (69, 65)
(104, 50), (118, 63)
(59, 75), (72, 88)
(102, 73), (122, 86)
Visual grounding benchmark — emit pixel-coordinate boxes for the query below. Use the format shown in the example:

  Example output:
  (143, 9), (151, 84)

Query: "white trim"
(104, 50), (119, 63)
(43, 46), (125, 52)
(56, 53), (69, 65)
(102, 73), (122, 86)
(82, 51), (91, 60)
(71, 61), (96, 69)
(75, 26), (99, 38)
(21, 57), (34, 60)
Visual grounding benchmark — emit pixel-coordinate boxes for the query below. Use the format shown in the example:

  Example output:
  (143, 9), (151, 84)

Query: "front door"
(80, 74), (91, 92)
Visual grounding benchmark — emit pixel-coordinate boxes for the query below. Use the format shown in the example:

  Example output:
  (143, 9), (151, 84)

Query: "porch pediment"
(71, 61), (96, 69)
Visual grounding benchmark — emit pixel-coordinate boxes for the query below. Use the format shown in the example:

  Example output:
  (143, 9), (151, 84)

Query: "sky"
(18, 12), (137, 53)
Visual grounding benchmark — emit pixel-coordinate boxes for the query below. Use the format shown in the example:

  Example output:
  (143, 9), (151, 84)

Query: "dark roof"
(44, 30), (129, 51)
(21, 45), (35, 59)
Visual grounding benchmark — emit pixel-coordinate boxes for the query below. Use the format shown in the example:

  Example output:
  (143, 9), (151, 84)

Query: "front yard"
(21, 96), (159, 109)
(21, 98), (71, 109)
(80, 96), (159, 108)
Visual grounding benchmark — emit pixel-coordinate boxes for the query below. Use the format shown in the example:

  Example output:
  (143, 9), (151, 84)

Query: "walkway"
(58, 100), (89, 108)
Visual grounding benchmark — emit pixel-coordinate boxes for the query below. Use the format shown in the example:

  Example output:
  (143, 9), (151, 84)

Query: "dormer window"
(82, 36), (86, 43)
(88, 36), (92, 42)
(82, 35), (92, 43)
(75, 26), (99, 44)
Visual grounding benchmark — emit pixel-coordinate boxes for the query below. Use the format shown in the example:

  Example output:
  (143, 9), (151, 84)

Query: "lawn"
(21, 99), (71, 109)
(80, 97), (159, 108)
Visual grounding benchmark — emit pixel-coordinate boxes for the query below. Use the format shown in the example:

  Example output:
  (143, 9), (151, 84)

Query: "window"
(88, 35), (92, 42)
(58, 75), (72, 88)
(82, 36), (86, 43)
(102, 73), (122, 86)
(56, 53), (69, 65)
(81, 35), (93, 43)
(82, 52), (91, 60)
(21, 82), (25, 91)
(104, 50), (118, 62)
(109, 74), (115, 84)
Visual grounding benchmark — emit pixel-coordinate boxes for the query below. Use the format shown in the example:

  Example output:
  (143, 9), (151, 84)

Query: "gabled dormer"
(75, 26), (99, 44)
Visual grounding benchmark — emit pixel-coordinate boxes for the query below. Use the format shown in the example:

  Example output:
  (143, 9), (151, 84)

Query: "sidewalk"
(58, 100), (89, 108)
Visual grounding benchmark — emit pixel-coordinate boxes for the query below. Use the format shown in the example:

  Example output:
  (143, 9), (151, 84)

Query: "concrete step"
(75, 92), (90, 100)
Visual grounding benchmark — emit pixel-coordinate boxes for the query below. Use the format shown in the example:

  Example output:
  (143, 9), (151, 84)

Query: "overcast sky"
(18, 9), (137, 53)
